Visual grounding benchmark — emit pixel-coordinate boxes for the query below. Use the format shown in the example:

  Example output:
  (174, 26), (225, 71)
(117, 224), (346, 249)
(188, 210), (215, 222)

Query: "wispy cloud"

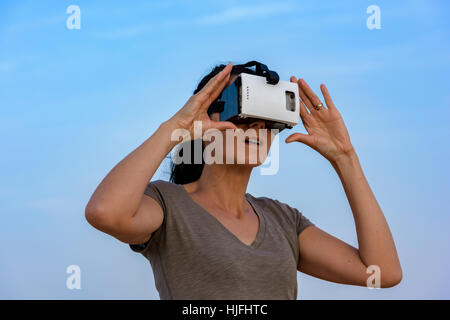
(197, 3), (295, 25)
(3, 14), (64, 34)
(99, 25), (150, 39)
(94, 2), (296, 39)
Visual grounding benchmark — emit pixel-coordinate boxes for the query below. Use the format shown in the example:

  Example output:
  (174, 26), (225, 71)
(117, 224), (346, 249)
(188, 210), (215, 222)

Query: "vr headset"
(208, 61), (300, 130)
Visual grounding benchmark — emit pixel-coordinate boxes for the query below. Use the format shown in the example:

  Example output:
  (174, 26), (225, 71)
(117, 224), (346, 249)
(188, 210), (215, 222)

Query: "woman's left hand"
(286, 77), (355, 164)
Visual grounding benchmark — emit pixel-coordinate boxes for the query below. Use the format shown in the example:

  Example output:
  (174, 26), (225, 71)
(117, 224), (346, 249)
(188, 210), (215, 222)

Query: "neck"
(193, 164), (253, 214)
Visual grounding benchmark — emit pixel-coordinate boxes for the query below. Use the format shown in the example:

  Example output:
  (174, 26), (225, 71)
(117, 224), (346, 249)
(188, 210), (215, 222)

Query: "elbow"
(85, 200), (131, 234)
(85, 201), (111, 230)
(381, 267), (403, 288)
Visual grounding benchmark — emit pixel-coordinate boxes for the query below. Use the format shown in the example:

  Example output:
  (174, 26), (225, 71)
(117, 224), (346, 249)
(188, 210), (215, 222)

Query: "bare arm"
(85, 62), (236, 244)
(287, 77), (402, 288)
(85, 121), (177, 244)
(298, 152), (402, 288)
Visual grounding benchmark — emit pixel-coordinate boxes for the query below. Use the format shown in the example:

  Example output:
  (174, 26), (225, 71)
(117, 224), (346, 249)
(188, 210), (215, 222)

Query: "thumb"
(208, 120), (237, 131)
(285, 133), (315, 147)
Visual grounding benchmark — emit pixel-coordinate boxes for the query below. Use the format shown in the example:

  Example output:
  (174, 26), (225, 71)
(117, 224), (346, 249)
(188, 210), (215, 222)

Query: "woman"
(85, 61), (402, 299)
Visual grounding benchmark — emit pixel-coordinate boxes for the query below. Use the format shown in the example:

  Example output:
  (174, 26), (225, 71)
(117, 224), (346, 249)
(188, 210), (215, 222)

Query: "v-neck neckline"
(178, 184), (266, 249)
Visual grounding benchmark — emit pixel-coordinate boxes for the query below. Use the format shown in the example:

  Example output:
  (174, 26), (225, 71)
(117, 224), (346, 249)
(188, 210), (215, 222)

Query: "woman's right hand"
(167, 62), (237, 138)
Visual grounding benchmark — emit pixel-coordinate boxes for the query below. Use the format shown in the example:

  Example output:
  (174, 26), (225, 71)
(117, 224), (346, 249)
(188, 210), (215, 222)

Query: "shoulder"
(247, 193), (298, 211)
(145, 179), (181, 195)
(143, 179), (182, 211)
(147, 179), (177, 189)
(247, 194), (300, 219)
(247, 193), (313, 235)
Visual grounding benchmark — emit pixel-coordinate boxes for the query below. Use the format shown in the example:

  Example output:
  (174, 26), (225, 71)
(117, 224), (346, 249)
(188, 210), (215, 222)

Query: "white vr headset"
(208, 61), (300, 130)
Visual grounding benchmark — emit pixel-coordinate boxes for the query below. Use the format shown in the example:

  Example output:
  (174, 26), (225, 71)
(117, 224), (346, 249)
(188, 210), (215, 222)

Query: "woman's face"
(205, 73), (276, 167)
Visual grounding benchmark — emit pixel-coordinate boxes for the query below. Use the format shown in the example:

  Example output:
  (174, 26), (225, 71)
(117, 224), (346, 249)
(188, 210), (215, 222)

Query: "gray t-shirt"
(130, 180), (314, 300)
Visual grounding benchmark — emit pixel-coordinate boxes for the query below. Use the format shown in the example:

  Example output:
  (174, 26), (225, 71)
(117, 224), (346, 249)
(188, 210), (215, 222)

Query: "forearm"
(86, 119), (179, 220)
(331, 151), (402, 280)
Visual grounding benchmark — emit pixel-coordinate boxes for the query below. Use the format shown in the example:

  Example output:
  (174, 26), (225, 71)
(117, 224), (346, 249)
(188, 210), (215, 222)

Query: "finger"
(298, 85), (314, 113)
(198, 65), (233, 112)
(299, 97), (310, 118)
(299, 79), (324, 110)
(197, 62), (232, 104)
(203, 62), (232, 95)
(290, 75), (310, 117)
(208, 120), (237, 131)
(285, 132), (315, 148)
(320, 84), (336, 110)
(204, 72), (233, 110)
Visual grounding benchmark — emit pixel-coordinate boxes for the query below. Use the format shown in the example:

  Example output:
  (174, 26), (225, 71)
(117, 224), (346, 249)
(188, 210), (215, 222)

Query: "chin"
(229, 154), (268, 167)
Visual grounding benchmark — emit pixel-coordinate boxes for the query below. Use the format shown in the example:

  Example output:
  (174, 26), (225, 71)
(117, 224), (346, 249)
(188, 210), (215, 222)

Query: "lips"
(244, 137), (261, 146)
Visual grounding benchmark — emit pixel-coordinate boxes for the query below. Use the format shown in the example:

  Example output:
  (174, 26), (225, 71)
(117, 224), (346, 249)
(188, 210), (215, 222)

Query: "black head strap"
(232, 60), (279, 85)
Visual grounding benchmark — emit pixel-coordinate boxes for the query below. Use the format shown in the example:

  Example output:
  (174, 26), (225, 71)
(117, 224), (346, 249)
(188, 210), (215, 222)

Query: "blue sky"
(0, 0), (449, 299)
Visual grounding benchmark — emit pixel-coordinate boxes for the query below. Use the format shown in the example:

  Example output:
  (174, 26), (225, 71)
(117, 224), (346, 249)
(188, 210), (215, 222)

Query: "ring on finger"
(313, 102), (324, 111)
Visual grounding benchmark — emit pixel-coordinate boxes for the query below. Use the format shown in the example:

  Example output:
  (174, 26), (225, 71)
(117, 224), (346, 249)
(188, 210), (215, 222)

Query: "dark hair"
(169, 62), (259, 184)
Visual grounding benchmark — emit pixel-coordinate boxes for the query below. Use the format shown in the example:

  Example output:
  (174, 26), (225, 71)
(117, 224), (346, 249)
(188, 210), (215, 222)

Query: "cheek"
(225, 136), (244, 163)
(205, 130), (274, 165)
(207, 133), (237, 163)
(211, 134), (245, 164)
(266, 132), (273, 149)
